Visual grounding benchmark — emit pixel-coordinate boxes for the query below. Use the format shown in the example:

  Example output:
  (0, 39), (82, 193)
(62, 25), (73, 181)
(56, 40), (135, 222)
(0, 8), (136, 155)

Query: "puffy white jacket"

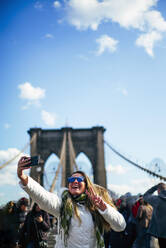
(20, 176), (126, 248)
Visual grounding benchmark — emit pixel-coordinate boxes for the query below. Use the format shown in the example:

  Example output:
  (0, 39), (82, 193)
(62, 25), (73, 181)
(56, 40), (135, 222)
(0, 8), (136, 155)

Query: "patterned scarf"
(60, 190), (105, 248)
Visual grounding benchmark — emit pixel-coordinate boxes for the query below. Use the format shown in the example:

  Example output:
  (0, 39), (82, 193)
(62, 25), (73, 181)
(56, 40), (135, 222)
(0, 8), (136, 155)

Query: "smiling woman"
(68, 173), (86, 195)
(17, 156), (126, 248)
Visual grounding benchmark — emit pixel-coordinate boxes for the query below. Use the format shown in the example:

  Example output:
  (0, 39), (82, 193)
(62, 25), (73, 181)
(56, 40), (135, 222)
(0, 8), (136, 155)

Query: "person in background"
(0, 201), (18, 248)
(131, 195), (142, 219)
(108, 196), (132, 248)
(143, 183), (166, 248)
(17, 197), (29, 228)
(20, 202), (50, 248)
(17, 156), (126, 248)
(134, 198), (153, 248)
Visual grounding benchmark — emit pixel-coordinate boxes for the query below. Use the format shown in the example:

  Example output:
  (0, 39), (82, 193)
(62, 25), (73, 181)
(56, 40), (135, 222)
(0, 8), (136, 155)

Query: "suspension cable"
(68, 132), (78, 171)
(104, 140), (166, 181)
(49, 132), (67, 192)
(0, 133), (37, 170)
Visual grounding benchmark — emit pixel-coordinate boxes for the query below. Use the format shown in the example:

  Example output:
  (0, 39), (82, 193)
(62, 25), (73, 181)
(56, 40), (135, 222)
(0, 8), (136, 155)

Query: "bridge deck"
(47, 227), (56, 248)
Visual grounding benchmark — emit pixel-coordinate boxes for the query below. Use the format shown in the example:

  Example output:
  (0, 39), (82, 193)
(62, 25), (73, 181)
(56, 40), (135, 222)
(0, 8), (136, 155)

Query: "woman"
(17, 156), (126, 248)
(20, 202), (50, 248)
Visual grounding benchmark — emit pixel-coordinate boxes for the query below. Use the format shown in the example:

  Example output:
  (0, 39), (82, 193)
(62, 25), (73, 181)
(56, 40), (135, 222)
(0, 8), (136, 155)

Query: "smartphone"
(24, 156), (39, 167)
(30, 156), (39, 166)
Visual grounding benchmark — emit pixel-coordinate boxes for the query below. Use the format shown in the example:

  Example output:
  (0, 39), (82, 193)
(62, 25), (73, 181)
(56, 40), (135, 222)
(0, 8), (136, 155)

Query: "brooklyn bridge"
(0, 126), (165, 248)
(1, 126), (165, 189)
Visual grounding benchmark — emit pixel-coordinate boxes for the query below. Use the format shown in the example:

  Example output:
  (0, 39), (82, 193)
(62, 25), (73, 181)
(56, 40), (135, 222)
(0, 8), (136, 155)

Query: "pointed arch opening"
(75, 152), (94, 182)
(43, 153), (62, 192)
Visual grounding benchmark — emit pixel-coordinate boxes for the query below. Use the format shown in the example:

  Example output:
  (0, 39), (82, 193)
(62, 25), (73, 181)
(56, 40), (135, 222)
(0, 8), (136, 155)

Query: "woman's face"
(68, 173), (86, 196)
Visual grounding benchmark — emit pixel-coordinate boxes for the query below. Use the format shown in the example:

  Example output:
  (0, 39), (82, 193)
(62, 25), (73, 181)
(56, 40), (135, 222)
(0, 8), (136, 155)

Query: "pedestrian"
(17, 197), (29, 228)
(134, 198), (153, 248)
(17, 156), (126, 248)
(19, 202), (50, 248)
(0, 200), (22, 248)
(109, 196), (133, 248)
(143, 183), (166, 248)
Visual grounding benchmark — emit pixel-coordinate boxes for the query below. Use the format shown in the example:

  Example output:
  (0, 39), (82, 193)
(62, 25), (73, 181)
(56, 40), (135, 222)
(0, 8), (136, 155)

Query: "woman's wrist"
(20, 174), (28, 186)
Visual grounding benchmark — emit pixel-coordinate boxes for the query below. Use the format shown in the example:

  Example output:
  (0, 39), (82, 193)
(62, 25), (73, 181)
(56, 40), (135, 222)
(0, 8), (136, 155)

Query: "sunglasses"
(68, 176), (85, 183)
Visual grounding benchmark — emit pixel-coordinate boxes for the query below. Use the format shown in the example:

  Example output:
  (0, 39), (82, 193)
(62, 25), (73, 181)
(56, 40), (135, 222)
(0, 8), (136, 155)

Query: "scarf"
(60, 190), (105, 248)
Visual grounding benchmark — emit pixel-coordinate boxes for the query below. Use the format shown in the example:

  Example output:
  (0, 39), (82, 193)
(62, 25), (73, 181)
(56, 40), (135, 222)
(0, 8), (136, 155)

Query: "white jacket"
(20, 176), (126, 248)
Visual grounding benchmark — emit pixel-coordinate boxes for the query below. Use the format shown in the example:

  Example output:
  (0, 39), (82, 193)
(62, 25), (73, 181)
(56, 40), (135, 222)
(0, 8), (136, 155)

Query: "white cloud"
(18, 82), (45, 100)
(107, 164), (128, 174)
(116, 87), (128, 96)
(136, 31), (162, 57)
(0, 148), (22, 164)
(34, 2), (43, 10)
(45, 33), (54, 39)
(65, 0), (166, 56)
(66, 0), (158, 30)
(0, 171), (17, 186)
(131, 177), (160, 192)
(41, 110), (57, 127)
(66, 0), (101, 30)
(0, 148), (28, 186)
(53, 1), (61, 8)
(18, 82), (45, 109)
(4, 123), (11, 129)
(145, 10), (166, 32)
(96, 35), (118, 55)
(121, 89), (128, 96)
(108, 175), (160, 196)
(108, 183), (131, 196)
(0, 192), (5, 197)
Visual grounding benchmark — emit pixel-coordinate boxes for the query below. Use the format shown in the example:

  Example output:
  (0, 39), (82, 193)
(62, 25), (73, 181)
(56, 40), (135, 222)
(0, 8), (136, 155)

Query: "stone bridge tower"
(28, 126), (107, 188)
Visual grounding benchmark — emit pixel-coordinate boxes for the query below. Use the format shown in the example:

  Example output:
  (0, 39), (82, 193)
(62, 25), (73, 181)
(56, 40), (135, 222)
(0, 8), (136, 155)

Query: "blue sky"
(1, 0), (166, 205)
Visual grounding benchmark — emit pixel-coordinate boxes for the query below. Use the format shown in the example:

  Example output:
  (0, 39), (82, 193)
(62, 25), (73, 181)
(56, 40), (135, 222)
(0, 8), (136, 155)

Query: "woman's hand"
(86, 187), (107, 211)
(17, 156), (31, 186)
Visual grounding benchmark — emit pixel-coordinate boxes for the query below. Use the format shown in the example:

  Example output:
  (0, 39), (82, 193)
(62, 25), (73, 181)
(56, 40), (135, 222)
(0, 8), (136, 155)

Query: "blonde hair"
(69, 170), (116, 231)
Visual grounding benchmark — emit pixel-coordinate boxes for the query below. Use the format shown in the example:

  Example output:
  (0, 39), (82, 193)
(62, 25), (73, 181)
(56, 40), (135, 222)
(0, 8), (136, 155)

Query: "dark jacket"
(0, 204), (24, 245)
(20, 209), (50, 244)
(143, 185), (166, 238)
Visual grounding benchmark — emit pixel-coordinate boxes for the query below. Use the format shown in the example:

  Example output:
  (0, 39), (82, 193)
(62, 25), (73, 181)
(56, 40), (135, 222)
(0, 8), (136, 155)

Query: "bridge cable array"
(2, 131), (164, 184)
(0, 133), (37, 170)
(104, 140), (166, 182)
(68, 132), (78, 171)
(0, 129), (78, 191)
(49, 131), (78, 192)
(49, 132), (67, 192)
